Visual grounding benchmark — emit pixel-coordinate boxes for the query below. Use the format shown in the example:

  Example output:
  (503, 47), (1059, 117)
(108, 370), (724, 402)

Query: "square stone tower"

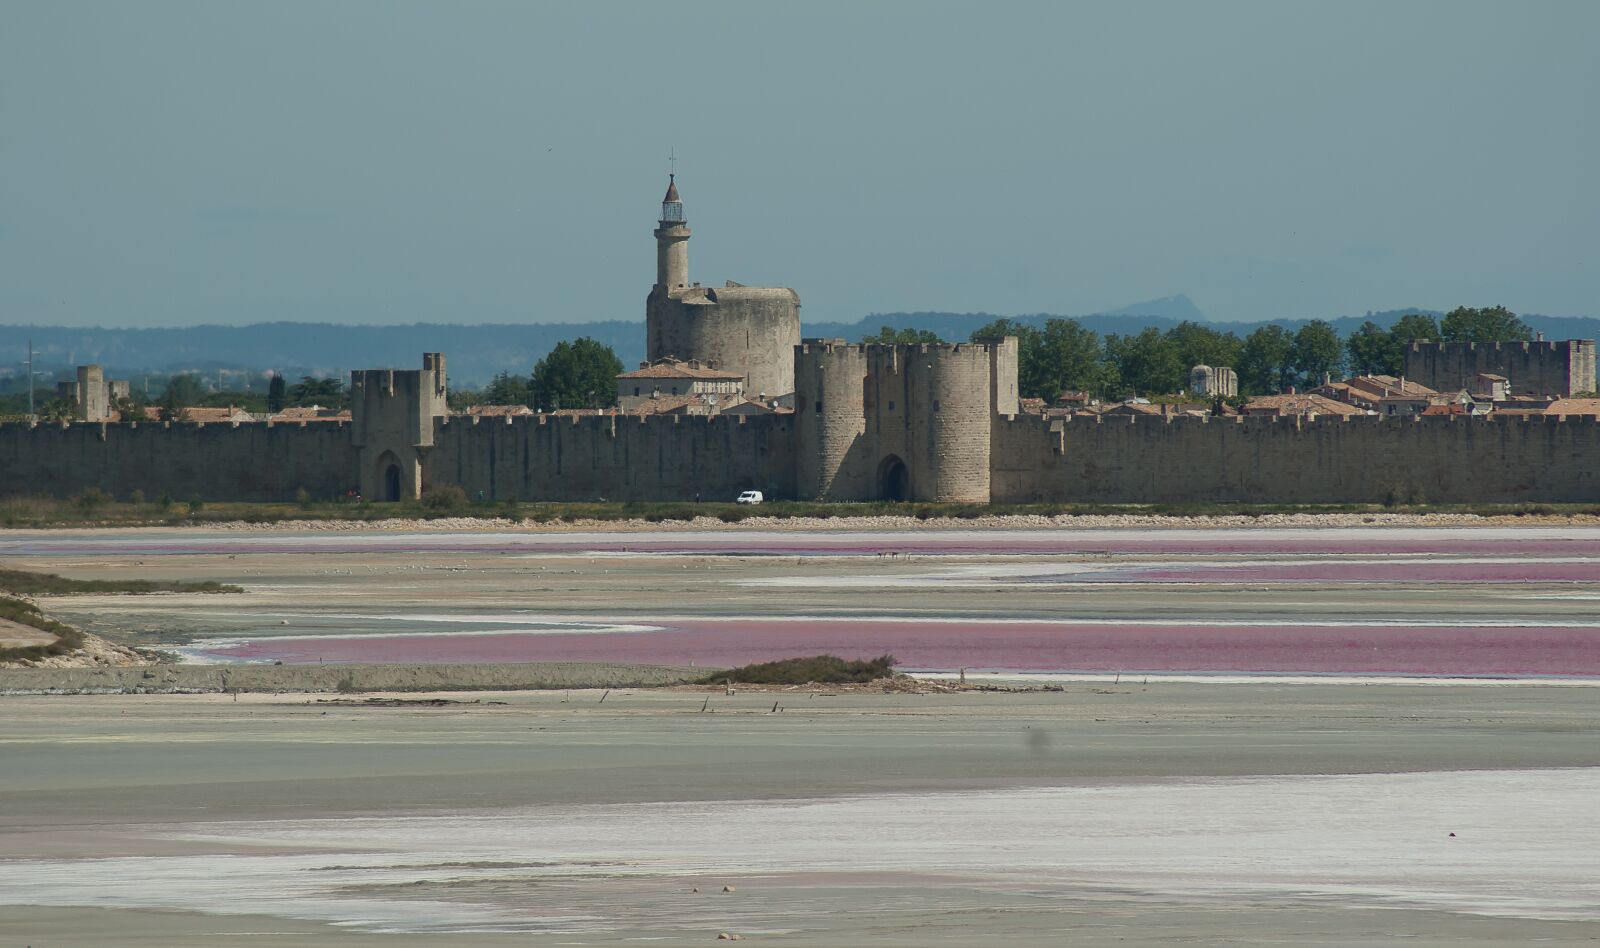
(350, 353), (448, 501)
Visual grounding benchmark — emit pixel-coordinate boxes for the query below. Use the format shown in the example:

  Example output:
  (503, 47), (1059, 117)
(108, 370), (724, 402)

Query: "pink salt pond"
(194, 619), (1600, 678)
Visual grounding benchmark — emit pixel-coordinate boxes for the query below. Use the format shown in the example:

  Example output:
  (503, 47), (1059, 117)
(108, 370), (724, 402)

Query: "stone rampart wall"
(0, 421), (357, 501)
(991, 413), (1600, 504)
(427, 412), (797, 502)
(1403, 340), (1597, 397)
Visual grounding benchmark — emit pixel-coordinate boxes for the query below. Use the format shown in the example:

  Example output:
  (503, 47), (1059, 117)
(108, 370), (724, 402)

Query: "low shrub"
(0, 568), (241, 595)
(421, 483), (468, 511)
(698, 654), (897, 686)
(73, 486), (110, 515)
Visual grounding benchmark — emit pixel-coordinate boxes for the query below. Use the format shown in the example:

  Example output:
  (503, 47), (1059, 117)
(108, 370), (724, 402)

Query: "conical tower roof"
(663, 174), (680, 203)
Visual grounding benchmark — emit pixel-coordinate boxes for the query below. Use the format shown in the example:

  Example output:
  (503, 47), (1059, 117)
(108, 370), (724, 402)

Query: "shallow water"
(11, 525), (1600, 676)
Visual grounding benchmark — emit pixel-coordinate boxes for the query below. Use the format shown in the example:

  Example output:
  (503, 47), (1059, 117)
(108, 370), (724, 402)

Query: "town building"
(616, 358), (745, 410)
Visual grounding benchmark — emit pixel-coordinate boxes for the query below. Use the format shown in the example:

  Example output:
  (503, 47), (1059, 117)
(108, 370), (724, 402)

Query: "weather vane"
(668, 146), (676, 177)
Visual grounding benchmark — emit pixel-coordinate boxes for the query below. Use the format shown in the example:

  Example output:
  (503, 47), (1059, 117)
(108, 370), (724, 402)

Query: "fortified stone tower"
(350, 353), (448, 502)
(795, 338), (1019, 503)
(645, 176), (801, 399)
(1402, 339), (1597, 397)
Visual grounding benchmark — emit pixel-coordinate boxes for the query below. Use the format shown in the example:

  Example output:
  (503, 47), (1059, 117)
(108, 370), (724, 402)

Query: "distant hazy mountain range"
(4, 295), (1596, 388)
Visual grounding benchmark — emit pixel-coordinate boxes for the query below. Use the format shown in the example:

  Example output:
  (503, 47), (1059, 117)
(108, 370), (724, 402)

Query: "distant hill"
(4, 295), (1595, 389)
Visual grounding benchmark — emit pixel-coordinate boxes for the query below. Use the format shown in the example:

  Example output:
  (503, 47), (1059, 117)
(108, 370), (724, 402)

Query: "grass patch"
(699, 654), (897, 686)
(0, 595), (84, 662)
(0, 568), (242, 596)
(4, 495), (1600, 528)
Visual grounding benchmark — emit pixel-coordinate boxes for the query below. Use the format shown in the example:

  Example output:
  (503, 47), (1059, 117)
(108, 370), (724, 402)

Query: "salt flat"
(3, 523), (1598, 943)
(2, 685), (1598, 945)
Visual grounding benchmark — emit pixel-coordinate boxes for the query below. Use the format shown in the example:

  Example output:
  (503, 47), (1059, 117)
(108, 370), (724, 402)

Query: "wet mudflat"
(1, 685), (1597, 945)
(5, 524), (1599, 676)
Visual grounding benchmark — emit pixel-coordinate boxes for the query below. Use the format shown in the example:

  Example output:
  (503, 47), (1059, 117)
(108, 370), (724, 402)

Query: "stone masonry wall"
(426, 412), (797, 502)
(647, 287), (801, 399)
(1403, 340), (1598, 397)
(991, 413), (1600, 504)
(0, 421), (356, 501)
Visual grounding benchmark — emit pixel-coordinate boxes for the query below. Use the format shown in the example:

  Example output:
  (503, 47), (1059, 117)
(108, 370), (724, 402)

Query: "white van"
(735, 490), (764, 505)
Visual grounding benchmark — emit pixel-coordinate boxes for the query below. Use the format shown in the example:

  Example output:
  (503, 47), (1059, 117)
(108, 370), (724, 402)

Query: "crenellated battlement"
(1402, 338), (1596, 398)
(796, 339), (1016, 358)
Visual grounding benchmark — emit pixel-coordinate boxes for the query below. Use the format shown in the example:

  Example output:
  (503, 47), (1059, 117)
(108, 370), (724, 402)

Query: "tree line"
(874, 305), (1534, 401)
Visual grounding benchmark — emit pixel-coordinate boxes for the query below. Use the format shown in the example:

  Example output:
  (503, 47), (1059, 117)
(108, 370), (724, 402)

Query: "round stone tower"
(795, 339), (870, 500)
(645, 176), (801, 398)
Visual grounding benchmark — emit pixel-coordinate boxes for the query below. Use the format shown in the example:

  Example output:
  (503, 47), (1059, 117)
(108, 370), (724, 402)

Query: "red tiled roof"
(465, 404), (534, 417)
(618, 359), (742, 381)
(1242, 394), (1366, 417)
(1545, 398), (1600, 417)
(269, 407), (350, 422)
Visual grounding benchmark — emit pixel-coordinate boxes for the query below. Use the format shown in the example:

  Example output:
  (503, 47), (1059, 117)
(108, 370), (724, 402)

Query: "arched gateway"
(878, 454), (910, 502)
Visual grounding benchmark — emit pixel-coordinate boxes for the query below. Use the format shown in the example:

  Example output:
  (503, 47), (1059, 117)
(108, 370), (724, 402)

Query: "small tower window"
(932, 400), (941, 412)
(888, 400), (895, 411)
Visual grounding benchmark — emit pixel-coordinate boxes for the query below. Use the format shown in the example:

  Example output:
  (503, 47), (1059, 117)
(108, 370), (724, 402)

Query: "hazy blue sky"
(3, 1), (1596, 327)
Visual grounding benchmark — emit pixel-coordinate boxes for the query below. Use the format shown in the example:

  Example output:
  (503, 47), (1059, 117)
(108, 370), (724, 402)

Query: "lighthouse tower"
(654, 175), (690, 290)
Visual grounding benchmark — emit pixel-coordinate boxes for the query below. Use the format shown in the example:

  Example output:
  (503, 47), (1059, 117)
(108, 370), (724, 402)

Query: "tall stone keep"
(795, 338), (1019, 503)
(645, 176), (801, 399)
(75, 365), (109, 422)
(350, 353), (448, 502)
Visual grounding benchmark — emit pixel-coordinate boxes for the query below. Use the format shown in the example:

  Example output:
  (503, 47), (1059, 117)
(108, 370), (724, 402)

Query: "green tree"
(477, 371), (531, 406)
(288, 376), (346, 409)
(530, 338), (623, 411)
(198, 391), (268, 412)
(862, 325), (944, 345)
(1346, 314), (1441, 376)
(1104, 328), (1183, 397)
(1165, 321), (1243, 377)
(1035, 318), (1107, 397)
(159, 374), (205, 421)
(267, 375), (287, 412)
(1345, 320), (1394, 376)
(1289, 320), (1343, 388)
(41, 397), (75, 422)
(1389, 312), (1441, 344)
(972, 319), (1048, 399)
(1238, 325), (1294, 395)
(1440, 305), (1533, 343)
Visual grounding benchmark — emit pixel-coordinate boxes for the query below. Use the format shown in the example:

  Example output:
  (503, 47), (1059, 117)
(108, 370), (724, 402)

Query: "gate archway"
(877, 454), (910, 502)
(375, 450), (403, 502)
